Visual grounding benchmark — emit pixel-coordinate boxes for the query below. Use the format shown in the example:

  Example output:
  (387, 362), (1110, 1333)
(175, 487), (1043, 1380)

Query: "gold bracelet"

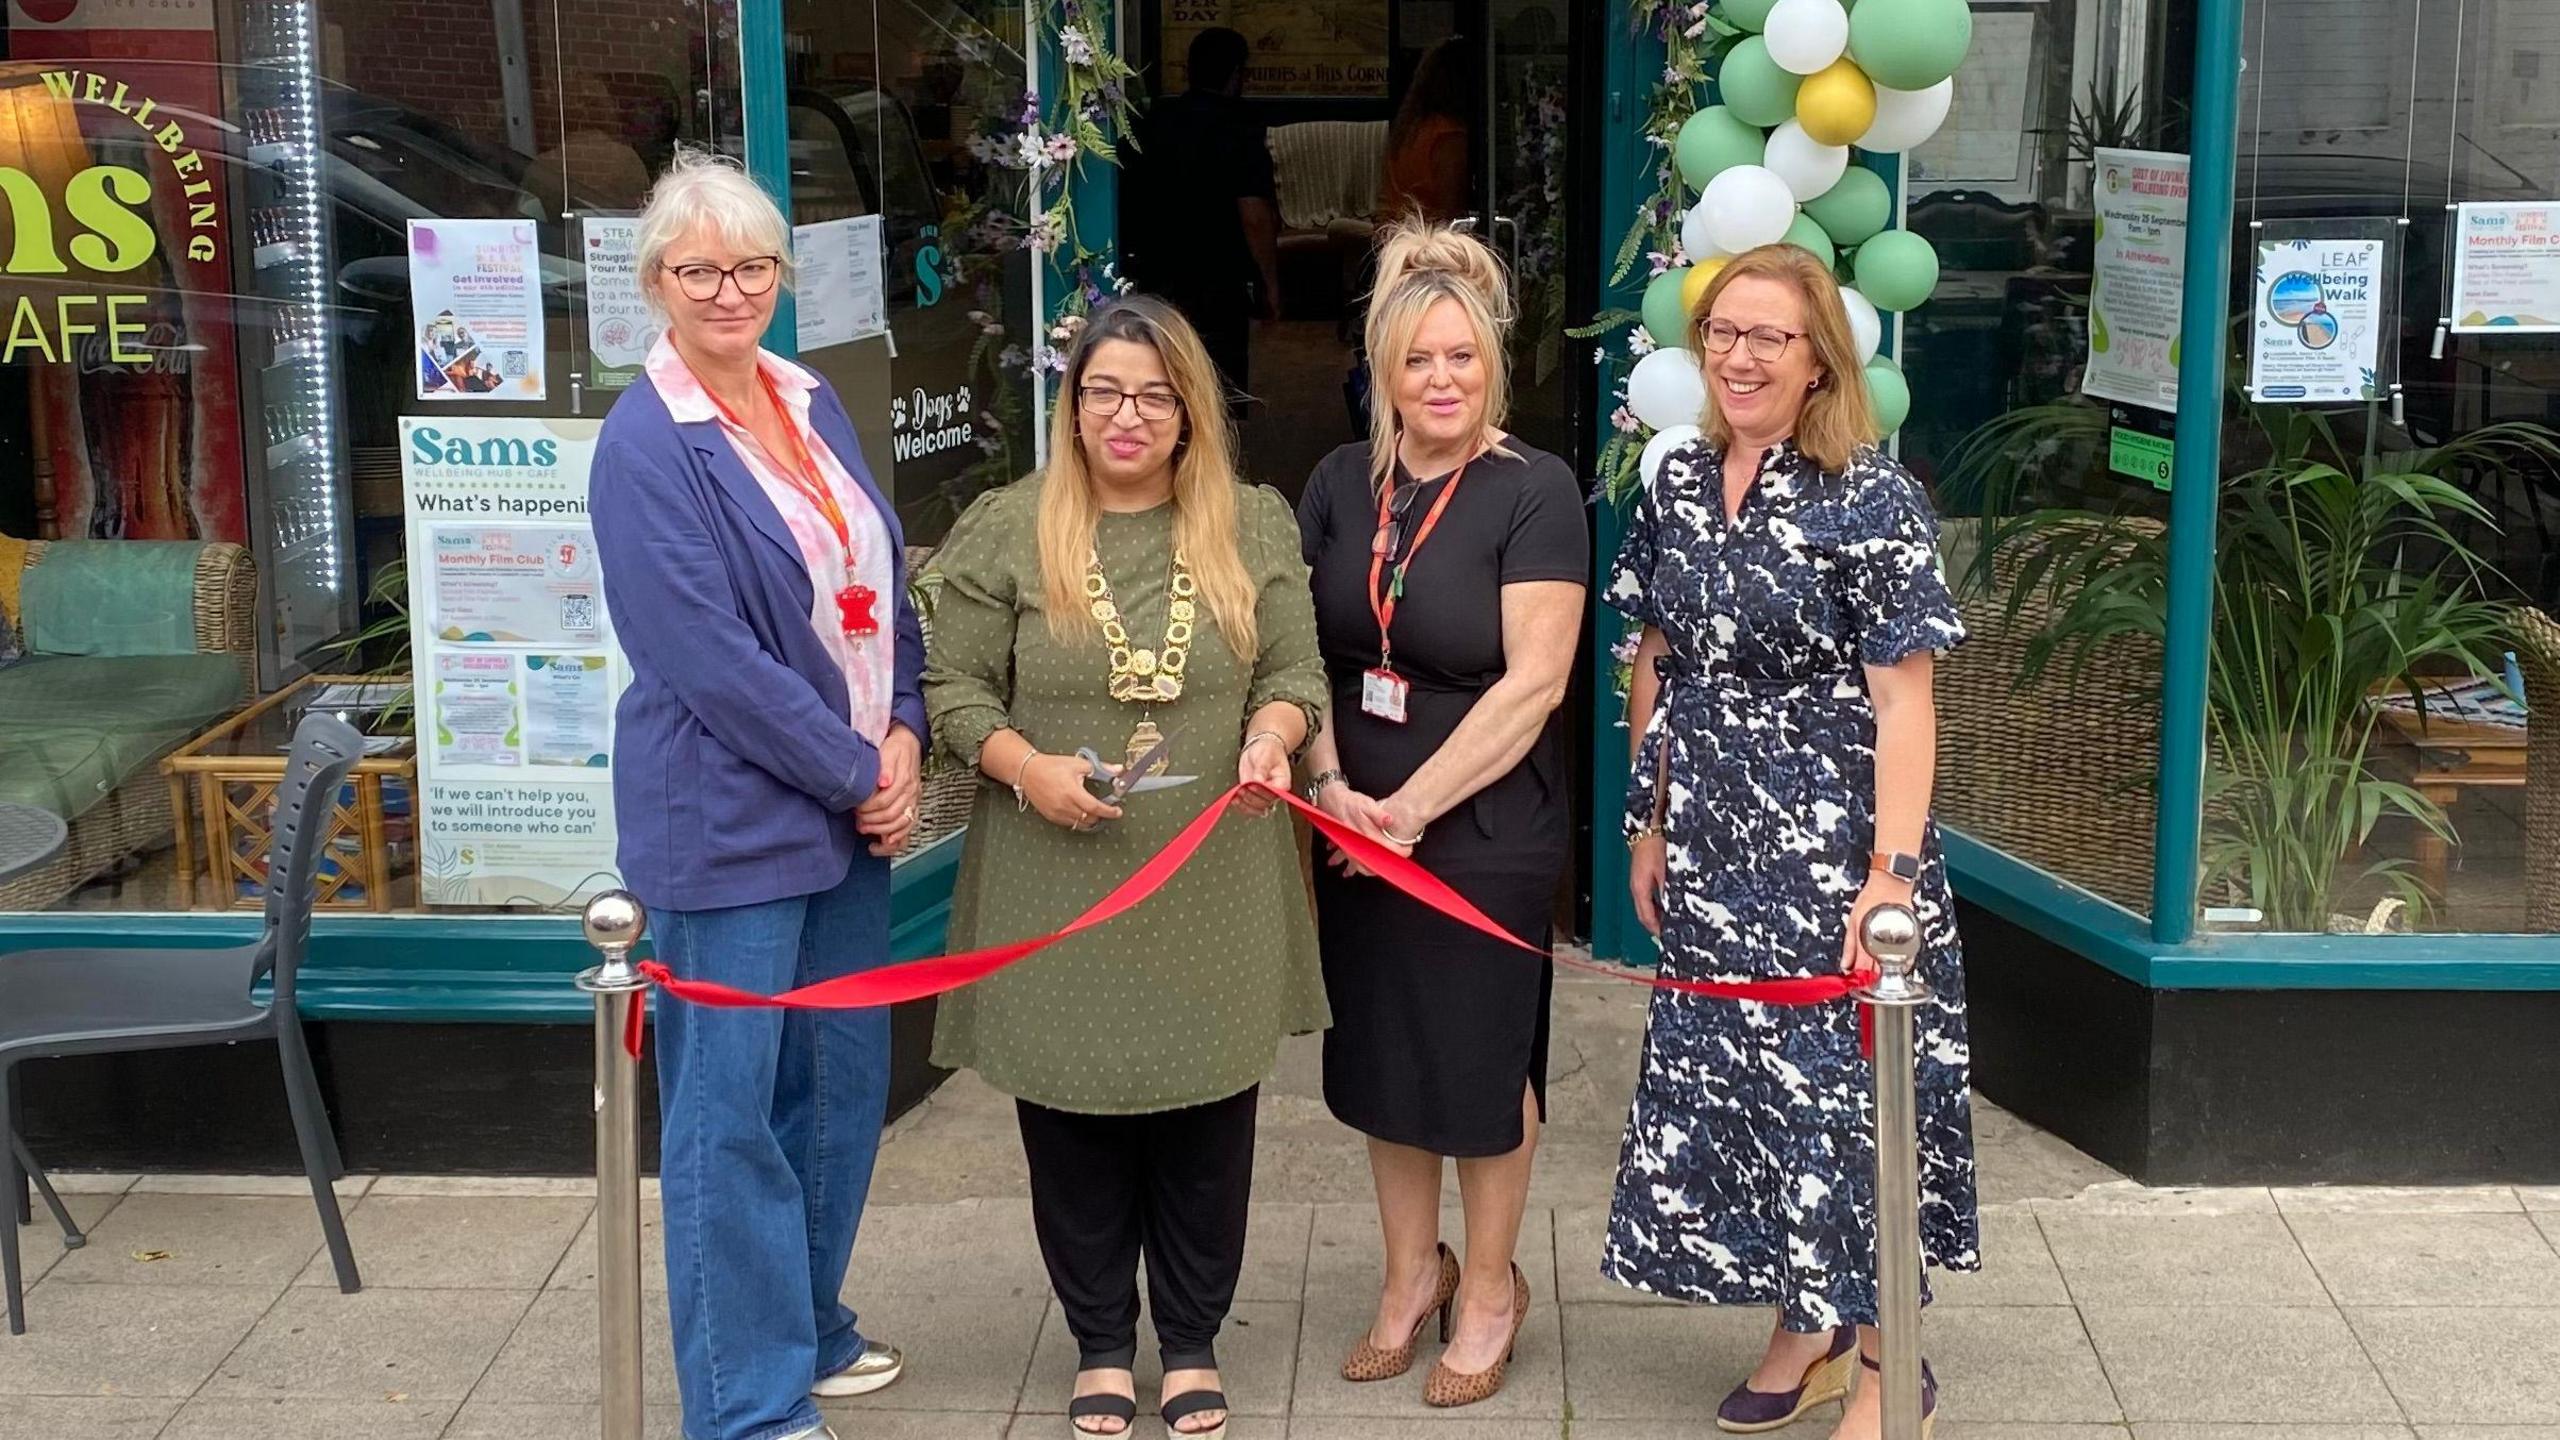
(1627, 824), (1665, 851)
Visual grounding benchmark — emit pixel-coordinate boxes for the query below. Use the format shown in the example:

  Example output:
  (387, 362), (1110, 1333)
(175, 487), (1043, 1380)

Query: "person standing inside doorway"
(1122, 27), (1284, 422)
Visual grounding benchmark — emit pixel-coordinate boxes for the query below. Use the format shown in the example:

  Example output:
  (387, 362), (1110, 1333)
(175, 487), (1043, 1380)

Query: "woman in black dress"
(1295, 220), (1587, 1409)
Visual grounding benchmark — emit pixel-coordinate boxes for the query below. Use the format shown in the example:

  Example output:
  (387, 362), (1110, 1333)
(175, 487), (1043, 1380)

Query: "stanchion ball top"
(583, 890), (649, 953)
(1859, 903), (1921, 969)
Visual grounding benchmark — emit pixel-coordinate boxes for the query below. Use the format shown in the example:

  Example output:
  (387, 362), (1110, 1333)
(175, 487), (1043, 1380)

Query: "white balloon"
(1841, 288), (1883, 364)
(1699, 165), (1796, 256)
(1763, 0), (1850, 74)
(1858, 78), (1955, 153)
(1680, 199), (1720, 265)
(1763, 120), (1849, 203)
(1640, 424), (1704, 486)
(1626, 348), (1708, 432)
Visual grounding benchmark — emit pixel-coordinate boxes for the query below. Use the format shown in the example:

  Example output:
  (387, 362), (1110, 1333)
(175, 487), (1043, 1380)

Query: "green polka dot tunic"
(923, 477), (1332, 1115)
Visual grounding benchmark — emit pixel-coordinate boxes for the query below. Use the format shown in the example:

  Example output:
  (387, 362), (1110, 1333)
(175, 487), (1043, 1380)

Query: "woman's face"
(1703, 275), (1824, 445)
(652, 223), (780, 364)
(1075, 338), (1183, 489)
(1393, 296), (1489, 456)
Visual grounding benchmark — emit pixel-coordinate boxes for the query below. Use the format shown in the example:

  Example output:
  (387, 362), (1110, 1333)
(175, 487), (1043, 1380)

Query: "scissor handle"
(1072, 747), (1118, 789)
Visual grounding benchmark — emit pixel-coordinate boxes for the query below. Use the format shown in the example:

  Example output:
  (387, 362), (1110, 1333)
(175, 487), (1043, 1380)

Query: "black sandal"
(1159, 1347), (1228, 1440)
(1068, 1345), (1139, 1438)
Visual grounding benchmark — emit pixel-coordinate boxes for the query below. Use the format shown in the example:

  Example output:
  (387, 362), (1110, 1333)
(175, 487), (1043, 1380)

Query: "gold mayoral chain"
(1085, 547), (1193, 779)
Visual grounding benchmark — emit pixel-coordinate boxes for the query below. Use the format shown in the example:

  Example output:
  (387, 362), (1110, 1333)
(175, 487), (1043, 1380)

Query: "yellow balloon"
(1681, 258), (1726, 313)
(1795, 59), (1878, 147)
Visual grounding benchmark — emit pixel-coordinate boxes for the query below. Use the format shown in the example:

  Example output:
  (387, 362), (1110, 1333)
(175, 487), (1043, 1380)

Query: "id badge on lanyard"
(1362, 461), (1468, 726)
(1360, 665), (1410, 723)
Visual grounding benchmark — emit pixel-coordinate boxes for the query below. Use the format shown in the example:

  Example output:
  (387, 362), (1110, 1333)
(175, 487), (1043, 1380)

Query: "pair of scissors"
(1073, 726), (1198, 806)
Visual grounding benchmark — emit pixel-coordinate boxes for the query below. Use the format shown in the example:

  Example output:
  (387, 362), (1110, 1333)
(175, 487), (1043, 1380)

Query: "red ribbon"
(627, 784), (1871, 1059)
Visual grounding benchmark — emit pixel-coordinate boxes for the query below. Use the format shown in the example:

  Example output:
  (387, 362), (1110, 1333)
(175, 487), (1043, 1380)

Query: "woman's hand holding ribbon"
(1317, 785), (1409, 877)
(1233, 733), (1292, 819)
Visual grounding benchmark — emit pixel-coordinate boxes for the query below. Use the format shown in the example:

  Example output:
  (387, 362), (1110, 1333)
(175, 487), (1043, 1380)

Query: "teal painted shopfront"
(3, 0), (2555, 1180)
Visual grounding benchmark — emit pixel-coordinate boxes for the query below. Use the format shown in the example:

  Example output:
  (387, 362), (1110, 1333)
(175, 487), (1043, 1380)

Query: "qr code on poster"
(561, 593), (598, 634)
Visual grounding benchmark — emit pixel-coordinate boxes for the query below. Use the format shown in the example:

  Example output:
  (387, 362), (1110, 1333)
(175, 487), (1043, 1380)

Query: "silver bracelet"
(1010, 748), (1040, 813)
(1242, 728), (1290, 758)
(1381, 822), (1425, 846)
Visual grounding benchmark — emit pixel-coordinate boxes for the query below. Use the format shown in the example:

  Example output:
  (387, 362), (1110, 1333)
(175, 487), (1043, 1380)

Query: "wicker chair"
(0, 541), (257, 911)
(1932, 517), (2162, 912)
(905, 546), (976, 854)
(2514, 606), (2560, 932)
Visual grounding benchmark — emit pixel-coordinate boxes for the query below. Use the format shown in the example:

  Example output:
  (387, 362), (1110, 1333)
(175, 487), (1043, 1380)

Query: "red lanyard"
(704, 367), (878, 638)
(707, 370), (853, 565)
(1367, 462), (1466, 669)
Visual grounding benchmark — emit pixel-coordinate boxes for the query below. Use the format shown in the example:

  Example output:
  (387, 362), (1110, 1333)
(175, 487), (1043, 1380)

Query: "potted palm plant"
(1970, 403), (2557, 930)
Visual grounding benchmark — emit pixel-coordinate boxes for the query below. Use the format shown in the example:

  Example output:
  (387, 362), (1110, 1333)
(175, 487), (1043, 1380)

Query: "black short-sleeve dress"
(1297, 439), (1590, 1157)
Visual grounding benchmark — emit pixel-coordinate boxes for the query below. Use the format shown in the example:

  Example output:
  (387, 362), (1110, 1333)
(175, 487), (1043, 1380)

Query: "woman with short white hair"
(591, 147), (927, 1440)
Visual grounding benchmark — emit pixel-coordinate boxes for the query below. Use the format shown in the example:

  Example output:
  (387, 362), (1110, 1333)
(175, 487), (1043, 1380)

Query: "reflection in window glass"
(0, 0), (735, 917)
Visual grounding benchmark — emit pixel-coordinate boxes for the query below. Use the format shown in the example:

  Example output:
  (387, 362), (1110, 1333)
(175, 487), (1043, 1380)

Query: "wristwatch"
(1303, 768), (1347, 804)
(1871, 849), (1922, 882)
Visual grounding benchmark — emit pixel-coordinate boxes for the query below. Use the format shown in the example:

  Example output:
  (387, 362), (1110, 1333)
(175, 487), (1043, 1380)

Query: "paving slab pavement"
(5, 974), (2549, 1438)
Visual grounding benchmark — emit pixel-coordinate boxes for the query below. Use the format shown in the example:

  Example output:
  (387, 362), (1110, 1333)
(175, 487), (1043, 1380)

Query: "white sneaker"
(811, 1339), (905, 1398)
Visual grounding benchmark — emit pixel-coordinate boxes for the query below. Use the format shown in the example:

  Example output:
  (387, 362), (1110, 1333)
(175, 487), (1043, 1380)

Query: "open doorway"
(1122, 1), (1585, 508)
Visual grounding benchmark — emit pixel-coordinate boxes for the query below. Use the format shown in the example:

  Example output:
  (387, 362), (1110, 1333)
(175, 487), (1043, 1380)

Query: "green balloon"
(1781, 211), (1836, 268)
(1853, 229), (1941, 311)
(1642, 268), (1695, 347)
(1865, 359), (1911, 434)
(1802, 167), (1892, 247)
(1721, 0), (1781, 31)
(1848, 0), (1974, 90)
(1716, 37), (1803, 129)
(1675, 106), (1768, 190)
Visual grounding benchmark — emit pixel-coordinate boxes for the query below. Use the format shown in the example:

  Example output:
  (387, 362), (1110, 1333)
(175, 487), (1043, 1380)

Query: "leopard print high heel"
(1421, 1263), (1530, 1408)
(1341, 1243), (1460, 1381)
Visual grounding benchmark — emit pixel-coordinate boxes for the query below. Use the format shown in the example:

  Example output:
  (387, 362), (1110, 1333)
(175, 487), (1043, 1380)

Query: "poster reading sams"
(400, 417), (626, 907)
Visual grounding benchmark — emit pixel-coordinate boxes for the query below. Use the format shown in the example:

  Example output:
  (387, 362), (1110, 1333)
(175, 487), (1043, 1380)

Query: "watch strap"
(1871, 849), (1922, 881)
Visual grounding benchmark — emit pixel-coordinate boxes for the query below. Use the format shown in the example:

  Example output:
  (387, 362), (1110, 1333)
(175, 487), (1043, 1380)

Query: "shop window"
(1900, 0), (2182, 918)
(1, 0), (1037, 920)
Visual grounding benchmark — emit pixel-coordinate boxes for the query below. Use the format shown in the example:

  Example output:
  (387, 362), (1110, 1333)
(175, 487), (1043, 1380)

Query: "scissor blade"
(1122, 773), (1199, 793)
(1112, 730), (1181, 798)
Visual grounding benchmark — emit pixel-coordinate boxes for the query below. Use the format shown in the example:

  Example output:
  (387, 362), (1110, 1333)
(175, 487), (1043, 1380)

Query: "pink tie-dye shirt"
(647, 334), (894, 745)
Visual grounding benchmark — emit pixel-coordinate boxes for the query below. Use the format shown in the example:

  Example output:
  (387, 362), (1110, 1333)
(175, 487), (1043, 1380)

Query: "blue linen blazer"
(590, 370), (927, 912)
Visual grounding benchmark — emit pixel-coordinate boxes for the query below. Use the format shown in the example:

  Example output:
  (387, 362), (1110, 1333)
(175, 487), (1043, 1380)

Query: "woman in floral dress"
(1603, 244), (1979, 1440)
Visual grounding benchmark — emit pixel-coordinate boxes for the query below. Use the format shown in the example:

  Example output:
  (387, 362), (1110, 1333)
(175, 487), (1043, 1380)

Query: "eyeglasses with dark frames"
(663, 256), (783, 302)
(1698, 318), (1807, 363)
(1077, 385), (1183, 422)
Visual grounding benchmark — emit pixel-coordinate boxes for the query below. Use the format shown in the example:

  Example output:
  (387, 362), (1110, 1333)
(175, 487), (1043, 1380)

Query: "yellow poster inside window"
(1162, 1), (1388, 99)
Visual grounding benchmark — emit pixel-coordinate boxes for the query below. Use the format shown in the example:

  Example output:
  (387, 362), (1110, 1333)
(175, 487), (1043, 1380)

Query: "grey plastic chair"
(1, 711), (367, 1333)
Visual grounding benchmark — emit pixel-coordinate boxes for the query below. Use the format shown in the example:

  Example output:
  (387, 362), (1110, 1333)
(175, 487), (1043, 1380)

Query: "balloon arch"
(1597, 0), (1971, 494)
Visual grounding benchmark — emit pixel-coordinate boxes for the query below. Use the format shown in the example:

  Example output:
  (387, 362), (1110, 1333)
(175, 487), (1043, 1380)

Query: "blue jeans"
(653, 859), (893, 1440)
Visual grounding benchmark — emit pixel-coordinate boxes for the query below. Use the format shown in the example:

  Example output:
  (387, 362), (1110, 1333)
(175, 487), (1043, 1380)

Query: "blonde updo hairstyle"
(1688, 243), (1879, 473)
(1036, 295), (1260, 658)
(1362, 218), (1519, 492)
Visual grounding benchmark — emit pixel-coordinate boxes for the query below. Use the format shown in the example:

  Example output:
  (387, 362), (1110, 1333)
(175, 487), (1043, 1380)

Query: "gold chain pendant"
(1089, 546), (1191, 704)
(1124, 718), (1169, 780)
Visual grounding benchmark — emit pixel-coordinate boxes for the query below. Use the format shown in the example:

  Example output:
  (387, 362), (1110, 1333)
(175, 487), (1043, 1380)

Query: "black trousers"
(1016, 1085), (1258, 1370)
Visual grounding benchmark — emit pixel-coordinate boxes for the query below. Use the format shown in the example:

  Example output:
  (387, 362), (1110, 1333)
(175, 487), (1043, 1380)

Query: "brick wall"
(325, 0), (711, 156)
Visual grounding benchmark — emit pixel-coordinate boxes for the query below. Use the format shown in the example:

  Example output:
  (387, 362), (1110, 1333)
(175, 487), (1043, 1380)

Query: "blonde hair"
(1037, 296), (1258, 657)
(1362, 219), (1518, 492)
(634, 147), (794, 316)
(1689, 244), (1879, 472)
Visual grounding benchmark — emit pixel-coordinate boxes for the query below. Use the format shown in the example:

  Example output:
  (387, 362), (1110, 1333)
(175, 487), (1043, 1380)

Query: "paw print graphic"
(891, 396), (908, 430)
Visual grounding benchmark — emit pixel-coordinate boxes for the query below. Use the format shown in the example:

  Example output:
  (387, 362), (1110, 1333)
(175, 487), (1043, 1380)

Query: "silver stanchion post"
(579, 891), (651, 1440)
(1857, 902), (1931, 1440)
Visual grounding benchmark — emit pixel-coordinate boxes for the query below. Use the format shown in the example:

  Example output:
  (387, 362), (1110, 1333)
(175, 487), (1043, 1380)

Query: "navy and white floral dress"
(1600, 436), (1980, 1331)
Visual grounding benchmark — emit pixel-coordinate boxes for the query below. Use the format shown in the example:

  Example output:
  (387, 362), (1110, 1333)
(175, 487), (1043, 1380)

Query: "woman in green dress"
(924, 296), (1330, 1440)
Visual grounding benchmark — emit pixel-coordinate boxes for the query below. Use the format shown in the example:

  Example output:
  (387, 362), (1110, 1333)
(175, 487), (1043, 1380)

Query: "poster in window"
(2450, 202), (2560, 333)
(1160, 1), (1389, 99)
(2082, 148), (2190, 413)
(400, 417), (623, 908)
(582, 215), (658, 389)
(2249, 238), (2385, 403)
(409, 219), (549, 401)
